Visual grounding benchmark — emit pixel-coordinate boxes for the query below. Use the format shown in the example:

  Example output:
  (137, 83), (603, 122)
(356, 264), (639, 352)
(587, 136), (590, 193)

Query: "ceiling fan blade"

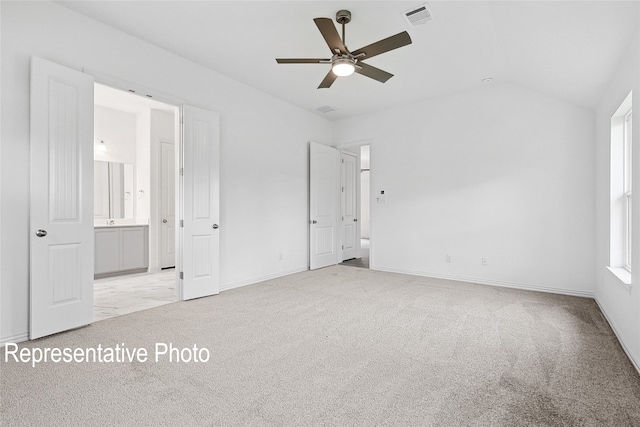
(314, 18), (347, 54)
(351, 31), (412, 60)
(355, 62), (394, 83)
(276, 58), (330, 64)
(318, 70), (338, 89)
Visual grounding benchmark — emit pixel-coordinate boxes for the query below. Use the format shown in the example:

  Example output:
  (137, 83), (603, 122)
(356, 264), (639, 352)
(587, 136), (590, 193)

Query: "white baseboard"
(0, 332), (29, 347)
(371, 265), (595, 298)
(594, 298), (640, 376)
(220, 266), (308, 292)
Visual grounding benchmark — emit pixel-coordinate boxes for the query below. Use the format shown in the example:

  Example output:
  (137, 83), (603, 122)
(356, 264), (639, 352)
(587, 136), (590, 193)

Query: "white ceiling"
(58, 1), (639, 121)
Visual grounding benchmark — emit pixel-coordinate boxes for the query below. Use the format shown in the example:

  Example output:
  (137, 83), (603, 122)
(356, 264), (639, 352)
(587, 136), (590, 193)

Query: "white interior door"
(180, 105), (220, 300)
(30, 56), (94, 339)
(160, 141), (176, 269)
(309, 142), (338, 270)
(341, 151), (357, 261)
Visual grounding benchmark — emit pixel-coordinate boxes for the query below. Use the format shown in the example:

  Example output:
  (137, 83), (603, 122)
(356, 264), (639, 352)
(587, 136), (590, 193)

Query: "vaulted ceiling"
(57, 1), (639, 120)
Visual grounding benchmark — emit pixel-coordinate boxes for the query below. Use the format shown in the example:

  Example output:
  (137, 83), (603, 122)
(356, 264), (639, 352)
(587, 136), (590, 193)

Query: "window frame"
(623, 108), (633, 272)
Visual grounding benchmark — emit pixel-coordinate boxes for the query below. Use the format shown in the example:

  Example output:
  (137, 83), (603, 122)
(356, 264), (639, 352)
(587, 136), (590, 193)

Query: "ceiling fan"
(276, 10), (412, 89)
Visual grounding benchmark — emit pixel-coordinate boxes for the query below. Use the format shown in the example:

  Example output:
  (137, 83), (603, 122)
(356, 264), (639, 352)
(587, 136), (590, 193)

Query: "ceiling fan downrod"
(336, 10), (351, 49)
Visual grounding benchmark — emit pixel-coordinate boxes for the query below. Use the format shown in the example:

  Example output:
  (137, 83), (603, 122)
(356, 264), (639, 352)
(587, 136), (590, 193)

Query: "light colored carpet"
(2, 266), (639, 426)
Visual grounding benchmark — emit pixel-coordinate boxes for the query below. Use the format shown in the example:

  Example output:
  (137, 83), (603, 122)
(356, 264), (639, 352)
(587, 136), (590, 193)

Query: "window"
(623, 109), (632, 271)
(610, 91), (633, 282)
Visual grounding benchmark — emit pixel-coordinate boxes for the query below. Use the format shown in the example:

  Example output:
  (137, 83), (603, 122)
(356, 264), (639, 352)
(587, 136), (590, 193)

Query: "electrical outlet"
(446, 255), (452, 263)
(481, 257), (488, 266)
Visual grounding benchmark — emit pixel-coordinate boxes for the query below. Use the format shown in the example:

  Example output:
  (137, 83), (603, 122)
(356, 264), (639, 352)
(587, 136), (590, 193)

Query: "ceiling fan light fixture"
(332, 58), (356, 77)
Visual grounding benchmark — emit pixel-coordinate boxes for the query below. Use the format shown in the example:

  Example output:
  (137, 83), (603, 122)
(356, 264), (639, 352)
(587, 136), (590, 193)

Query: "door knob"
(353, 218), (358, 222)
(311, 220), (317, 224)
(36, 229), (47, 237)
(162, 219), (167, 223)
(212, 224), (219, 229)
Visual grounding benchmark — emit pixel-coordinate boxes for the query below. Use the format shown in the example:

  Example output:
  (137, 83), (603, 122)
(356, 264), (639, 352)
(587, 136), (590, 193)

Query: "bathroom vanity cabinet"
(94, 225), (149, 278)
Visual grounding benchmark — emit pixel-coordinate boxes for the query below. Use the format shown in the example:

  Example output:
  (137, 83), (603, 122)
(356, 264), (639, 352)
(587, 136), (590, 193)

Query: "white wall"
(334, 82), (596, 295)
(1, 1), (4, 343)
(595, 32), (640, 372)
(0, 1), (331, 343)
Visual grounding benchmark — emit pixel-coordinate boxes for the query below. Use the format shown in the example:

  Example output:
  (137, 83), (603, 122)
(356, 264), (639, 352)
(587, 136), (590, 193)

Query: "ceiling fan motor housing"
(336, 10), (351, 24)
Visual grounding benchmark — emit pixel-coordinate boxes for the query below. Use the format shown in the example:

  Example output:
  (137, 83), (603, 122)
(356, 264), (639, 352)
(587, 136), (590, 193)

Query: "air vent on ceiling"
(403, 3), (433, 27)
(316, 105), (337, 114)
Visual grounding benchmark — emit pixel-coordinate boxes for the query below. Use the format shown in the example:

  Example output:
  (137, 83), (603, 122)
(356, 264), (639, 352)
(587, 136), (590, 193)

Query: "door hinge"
(342, 216), (344, 221)
(180, 168), (184, 176)
(342, 187), (345, 192)
(181, 115), (184, 125)
(342, 159), (344, 163)
(342, 245), (344, 249)
(180, 220), (184, 227)
(180, 272), (184, 280)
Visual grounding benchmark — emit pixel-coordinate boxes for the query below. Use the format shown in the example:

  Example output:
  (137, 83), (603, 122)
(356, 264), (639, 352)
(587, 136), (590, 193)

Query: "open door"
(309, 142), (339, 270)
(30, 57), (95, 339)
(341, 151), (358, 261)
(180, 105), (220, 300)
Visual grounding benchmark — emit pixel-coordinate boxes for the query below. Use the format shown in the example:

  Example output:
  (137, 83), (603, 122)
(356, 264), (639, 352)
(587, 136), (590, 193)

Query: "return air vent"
(316, 105), (337, 114)
(403, 3), (433, 27)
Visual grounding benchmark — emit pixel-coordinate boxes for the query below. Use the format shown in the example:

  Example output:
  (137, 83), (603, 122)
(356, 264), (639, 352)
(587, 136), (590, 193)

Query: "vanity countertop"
(94, 223), (149, 229)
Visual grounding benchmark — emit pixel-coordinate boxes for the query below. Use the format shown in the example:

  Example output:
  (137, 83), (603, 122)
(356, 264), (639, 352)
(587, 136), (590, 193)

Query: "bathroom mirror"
(94, 160), (134, 219)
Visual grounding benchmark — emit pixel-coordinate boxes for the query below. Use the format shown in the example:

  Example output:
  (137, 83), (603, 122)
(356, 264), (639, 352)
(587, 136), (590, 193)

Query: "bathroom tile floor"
(94, 269), (178, 322)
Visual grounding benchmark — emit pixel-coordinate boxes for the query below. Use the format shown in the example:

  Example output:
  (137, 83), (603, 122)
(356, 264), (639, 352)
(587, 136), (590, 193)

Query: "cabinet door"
(121, 227), (148, 271)
(95, 229), (120, 274)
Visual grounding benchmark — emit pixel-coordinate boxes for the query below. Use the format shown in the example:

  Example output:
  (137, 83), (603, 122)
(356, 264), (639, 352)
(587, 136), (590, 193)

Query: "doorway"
(93, 83), (179, 321)
(339, 144), (370, 269)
